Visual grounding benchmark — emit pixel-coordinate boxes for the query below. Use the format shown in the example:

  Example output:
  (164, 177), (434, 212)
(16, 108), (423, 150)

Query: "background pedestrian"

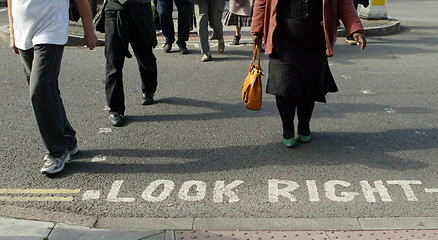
(157, 0), (191, 54)
(223, 0), (253, 45)
(104, 0), (158, 127)
(193, 0), (226, 62)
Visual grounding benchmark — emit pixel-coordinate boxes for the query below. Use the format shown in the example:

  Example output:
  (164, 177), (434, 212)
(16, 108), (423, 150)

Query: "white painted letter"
(268, 179), (299, 202)
(387, 180), (421, 201)
(213, 180), (244, 203)
(306, 180), (320, 202)
(142, 180), (175, 202)
(360, 180), (392, 202)
(325, 180), (358, 202)
(107, 180), (135, 202)
(178, 181), (207, 201)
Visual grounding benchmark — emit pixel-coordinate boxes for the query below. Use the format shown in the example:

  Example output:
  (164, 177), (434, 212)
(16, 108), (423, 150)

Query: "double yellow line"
(0, 189), (81, 202)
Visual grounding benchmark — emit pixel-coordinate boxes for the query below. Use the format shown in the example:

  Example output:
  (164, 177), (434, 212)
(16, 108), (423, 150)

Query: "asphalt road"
(0, 0), (437, 226)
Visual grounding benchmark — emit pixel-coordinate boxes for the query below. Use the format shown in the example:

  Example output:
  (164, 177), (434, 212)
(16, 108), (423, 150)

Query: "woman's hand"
(353, 32), (367, 51)
(252, 33), (262, 46)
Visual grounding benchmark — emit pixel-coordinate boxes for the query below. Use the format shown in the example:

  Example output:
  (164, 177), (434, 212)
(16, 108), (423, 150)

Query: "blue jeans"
(157, 0), (191, 48)
(19, 45), (77, 158)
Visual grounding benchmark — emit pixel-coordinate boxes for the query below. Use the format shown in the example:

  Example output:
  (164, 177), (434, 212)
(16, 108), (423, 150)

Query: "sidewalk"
(2, 216), (438, 240)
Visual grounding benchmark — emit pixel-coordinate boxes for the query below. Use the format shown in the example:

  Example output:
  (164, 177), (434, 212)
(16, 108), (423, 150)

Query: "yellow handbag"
(242, 45), (263, 111)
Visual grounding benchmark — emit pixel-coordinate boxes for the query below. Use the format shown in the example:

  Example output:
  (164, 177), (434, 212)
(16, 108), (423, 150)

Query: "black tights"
(276, 95), (315, 139)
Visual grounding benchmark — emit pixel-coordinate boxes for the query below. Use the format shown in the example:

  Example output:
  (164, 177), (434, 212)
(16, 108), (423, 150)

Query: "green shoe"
(298, 134), (312, 143)
(283, 137), (296, 148)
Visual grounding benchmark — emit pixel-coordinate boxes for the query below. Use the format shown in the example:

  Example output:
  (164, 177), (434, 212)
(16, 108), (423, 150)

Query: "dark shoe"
(179, 46), (189, 55)
(232, 35), (241, 45)
(218, 39), (225, 53)
(109, 113), (124, 127)
(163, 43), (172, 53)
(142, 93), (155, 105)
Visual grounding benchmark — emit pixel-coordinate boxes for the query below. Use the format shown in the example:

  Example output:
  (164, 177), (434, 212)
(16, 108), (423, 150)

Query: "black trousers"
(276, 95), (315, 139)
(105, 10), (158, 115)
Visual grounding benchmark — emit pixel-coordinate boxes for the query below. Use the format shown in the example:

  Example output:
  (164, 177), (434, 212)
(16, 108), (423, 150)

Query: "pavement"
(2, 5), (433, 240)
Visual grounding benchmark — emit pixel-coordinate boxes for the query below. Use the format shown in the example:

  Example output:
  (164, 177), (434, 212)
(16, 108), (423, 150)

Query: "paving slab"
(96, 217), (192, 231)
(359, 217), (438, 230)
(193, 218), (362, 231)
(0, 217), (53, 239)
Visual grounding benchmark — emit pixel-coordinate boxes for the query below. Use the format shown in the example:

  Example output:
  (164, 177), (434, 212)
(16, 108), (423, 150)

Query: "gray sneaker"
(68, 146), (79, 156)
(40, 153), (71, 174)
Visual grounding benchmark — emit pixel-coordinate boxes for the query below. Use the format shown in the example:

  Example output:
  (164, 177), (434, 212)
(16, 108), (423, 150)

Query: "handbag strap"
(250, 45), (261, 70)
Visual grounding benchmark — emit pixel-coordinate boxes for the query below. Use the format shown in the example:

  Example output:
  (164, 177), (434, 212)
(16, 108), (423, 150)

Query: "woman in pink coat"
(251, 0), (366, 148)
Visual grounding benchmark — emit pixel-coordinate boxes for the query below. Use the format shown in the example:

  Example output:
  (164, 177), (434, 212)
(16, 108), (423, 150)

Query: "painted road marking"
(99, 128), (112, 133)
(82, 190), (101, 200)
(425, 188), (438, 193)
(0, 196), (74, 201)
(0, 189), (80, 194)
(0, 188), (80, 202)
(91, 155), (107, 162)
(3, 180), (438, 203)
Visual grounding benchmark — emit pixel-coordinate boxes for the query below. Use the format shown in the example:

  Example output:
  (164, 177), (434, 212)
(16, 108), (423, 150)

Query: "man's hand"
(353, 32), (367, 51)
(10, 35), (19, 54)
(84, 31), (98, 50)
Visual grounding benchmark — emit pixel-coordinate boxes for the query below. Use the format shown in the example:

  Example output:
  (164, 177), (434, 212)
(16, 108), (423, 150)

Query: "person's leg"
(236, 26), (242, 36)
(130, 4), (158, 100)
(276, 95), (297, 140)
(233, 26), (242, 45)
(209, 0), (225, 52)
(157, 0), (176, 51)
(208, 0), (224, 40)
(175, 0), (191, 50)
(297, 96), (315, 140)
(21, 44), (72, 157)
(194, 0), (210, 54)
(105, 10), (126, 115)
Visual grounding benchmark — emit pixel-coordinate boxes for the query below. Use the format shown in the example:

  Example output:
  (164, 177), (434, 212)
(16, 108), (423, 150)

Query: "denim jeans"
(19, 44), (77, 158)
(104, 9), (158, 115)
(157, 0), (191, 48)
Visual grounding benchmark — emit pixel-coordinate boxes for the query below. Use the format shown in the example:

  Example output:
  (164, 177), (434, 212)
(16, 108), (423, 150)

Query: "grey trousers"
(19, 44), (77, 158)
(194, 0), (225, 53)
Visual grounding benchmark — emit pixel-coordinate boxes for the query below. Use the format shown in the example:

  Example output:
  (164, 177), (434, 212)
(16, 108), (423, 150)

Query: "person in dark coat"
(104, 0), (158, 127)
(251, 0), (366, 148)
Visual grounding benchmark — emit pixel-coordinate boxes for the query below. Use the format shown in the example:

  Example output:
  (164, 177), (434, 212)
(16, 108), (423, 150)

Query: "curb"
(2, 205), (438, 232)
(337, 18), (401, 37)
(0, 18), (401, 47)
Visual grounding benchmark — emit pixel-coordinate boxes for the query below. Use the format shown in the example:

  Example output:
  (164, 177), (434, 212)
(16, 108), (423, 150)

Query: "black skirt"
(266, 5), (338, 103)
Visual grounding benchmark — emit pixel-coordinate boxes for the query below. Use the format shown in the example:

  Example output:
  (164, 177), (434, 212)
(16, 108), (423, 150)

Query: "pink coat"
(251, 0), (364, 56)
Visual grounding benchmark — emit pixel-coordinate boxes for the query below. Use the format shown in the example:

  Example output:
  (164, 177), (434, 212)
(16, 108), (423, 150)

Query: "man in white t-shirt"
(8, 0), (98, 174)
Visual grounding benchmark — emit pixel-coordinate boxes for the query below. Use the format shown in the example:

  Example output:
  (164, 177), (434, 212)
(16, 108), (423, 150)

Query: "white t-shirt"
(12, 0), (69, 50)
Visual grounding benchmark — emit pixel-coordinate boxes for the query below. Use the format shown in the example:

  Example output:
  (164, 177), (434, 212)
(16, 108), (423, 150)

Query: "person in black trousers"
(157, 0), (191, 54)
(104, 0), (158, 127)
